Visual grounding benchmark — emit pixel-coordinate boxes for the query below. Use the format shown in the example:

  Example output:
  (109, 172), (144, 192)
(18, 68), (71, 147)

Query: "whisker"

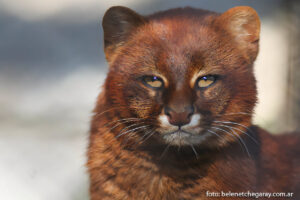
(103, 118), (142, 128)
(159, 143), (172, 160)
(115, 125), (150, 138)
(121, 126), (150, 146)
(214, 121), (258, 144)
(178, 132), (182, 152)
(212, 125), (251, 157)
(117, 122), (145, 136)
(133, 128), (155, 146)
(217, 112), (268, 125)
(140, 130), (157, 144)
(138, 128), (155, 142)
(206, 129), (222, 139)
(211, 126), (245, 153)
(95, 106), (128, 117)
(103, 121), (128, 134)
(103, 119), (142, 134)
(190, 144), (199, 159)
(217, 112), (252, 116)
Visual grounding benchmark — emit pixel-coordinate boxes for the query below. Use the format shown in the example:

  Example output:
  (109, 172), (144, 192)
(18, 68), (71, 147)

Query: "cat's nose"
(164, 106), (194, 127)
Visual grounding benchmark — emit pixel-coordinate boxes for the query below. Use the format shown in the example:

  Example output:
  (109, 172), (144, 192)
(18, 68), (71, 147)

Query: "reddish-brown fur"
(87, 6), (300, 199)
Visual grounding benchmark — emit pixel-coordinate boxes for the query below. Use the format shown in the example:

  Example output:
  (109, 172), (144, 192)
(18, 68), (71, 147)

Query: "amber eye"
(196, 75), (216, 88)
(143, 76), (164, 89)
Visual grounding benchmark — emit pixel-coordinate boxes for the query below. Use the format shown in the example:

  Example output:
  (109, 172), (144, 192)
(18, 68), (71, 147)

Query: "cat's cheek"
(200, 86), (222, 99)
(129, 100), (152, 118)
(194, 86), (230, 117)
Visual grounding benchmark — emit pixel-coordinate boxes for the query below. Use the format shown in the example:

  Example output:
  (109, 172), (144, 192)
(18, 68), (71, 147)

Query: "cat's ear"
(102, 6), (147, 62)
(216, 6), (260, 62)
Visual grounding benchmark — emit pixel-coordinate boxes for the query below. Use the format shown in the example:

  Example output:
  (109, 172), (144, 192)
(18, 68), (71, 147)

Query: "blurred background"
(0, 0), (299, 199)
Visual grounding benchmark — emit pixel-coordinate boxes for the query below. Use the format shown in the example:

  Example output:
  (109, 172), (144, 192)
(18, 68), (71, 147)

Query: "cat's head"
(101, 6), (260, 148)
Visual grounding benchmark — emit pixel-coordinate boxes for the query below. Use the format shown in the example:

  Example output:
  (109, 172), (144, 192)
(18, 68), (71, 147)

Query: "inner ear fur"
(215, 6), (261, 62)
(102, 6), (147, 62)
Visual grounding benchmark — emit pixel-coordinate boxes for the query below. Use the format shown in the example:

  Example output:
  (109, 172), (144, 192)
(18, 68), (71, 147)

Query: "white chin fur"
(163, 131), (209, 146)
(158, 113), (207, 145)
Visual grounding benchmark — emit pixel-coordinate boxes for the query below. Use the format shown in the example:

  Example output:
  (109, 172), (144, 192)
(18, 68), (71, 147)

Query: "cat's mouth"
(165, 129), (192, 137)
(162, 129), (209, 146)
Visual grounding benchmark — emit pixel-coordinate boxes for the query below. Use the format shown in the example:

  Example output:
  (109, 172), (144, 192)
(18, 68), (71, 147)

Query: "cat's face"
(102, 6), (260, 148)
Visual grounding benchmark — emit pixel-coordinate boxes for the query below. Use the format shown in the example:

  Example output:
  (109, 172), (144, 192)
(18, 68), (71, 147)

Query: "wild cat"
(87, 6), (300, 200)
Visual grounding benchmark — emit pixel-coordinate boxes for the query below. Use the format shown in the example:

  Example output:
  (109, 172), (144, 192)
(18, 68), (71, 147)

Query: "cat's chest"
(110, 156), (224, 200)
(110, 151), (257, 200)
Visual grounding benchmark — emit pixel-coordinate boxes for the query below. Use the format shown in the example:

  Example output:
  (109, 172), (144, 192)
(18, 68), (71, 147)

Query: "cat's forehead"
(141, 21), (221, 79)
(149, 19), (214, 48)
(147, 19), (220, 66)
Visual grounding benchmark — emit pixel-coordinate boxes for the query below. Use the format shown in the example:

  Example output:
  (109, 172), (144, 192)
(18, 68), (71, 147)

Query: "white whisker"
(140, 130), (156, 144)
(218, 112), (252, 116)
(212, 125), (251, 157)
(214, 121), (258, 144)
(206, 129), (222, 139)
(159, 143), (172, 159)
(116, 125), (150, 138)
(211, 126), (245, 153)
(190, 144), (199, 159)
(95, 106), (128, 117)
(103, 118), (142, 128)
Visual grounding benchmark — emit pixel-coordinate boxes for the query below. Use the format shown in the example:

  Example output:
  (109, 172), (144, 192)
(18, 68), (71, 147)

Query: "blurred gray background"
(0, 0), (299, 199)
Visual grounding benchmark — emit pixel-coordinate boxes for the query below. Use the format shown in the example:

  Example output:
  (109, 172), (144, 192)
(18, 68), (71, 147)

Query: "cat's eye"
(196, 75), (217, 88)
(142, 76), (164, 89)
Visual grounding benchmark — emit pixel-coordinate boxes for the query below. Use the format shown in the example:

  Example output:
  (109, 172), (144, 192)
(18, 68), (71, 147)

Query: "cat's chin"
(162, 130), (210, 146)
